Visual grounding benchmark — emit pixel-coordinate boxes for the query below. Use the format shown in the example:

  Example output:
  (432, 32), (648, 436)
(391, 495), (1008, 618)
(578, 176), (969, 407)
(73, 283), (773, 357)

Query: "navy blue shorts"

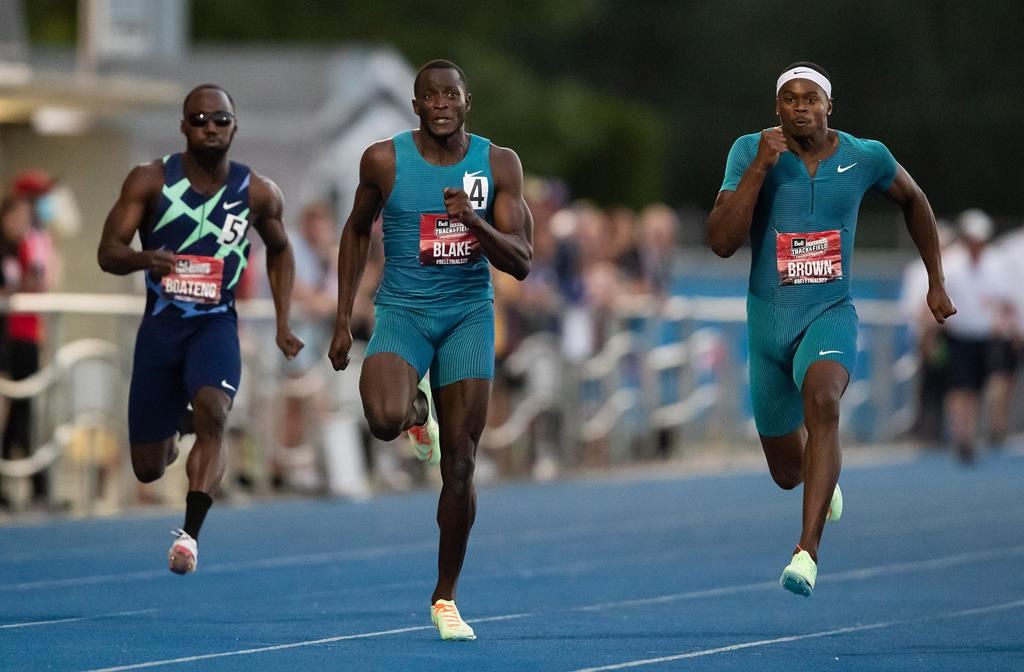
(128, 314), (241, 444)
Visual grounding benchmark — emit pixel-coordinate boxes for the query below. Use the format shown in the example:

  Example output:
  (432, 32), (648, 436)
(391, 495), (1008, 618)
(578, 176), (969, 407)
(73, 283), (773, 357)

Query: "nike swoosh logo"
(837, 163), (857, 173)
(463, 170), (483, 178)
(220, 379), (237, 392)
(793, 70), (807, 75)
(818, 350), (844, 356)
(223, 200), (242, 210)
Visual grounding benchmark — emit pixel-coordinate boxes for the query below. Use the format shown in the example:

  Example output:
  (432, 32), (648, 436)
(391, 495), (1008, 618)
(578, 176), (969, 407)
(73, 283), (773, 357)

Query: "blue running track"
(2, 446), (1023, 671)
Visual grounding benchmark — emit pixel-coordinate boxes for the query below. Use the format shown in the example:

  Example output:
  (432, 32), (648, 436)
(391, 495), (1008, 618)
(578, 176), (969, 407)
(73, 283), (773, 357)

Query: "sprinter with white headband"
(706, 62), (956, 597)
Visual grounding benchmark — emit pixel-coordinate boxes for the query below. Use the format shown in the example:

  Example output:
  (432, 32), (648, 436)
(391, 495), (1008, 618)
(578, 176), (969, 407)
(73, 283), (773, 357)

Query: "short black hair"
(781, 61), (831, 82)
(183, 84), (235, 115)
(414, 59), (468, 93)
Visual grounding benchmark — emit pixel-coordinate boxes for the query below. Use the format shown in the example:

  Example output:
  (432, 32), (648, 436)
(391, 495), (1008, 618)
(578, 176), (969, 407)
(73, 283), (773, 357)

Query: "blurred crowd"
(0, 169), (76, 510)
(1, 163), (1021, 512)
(900, 209), (1023, 463)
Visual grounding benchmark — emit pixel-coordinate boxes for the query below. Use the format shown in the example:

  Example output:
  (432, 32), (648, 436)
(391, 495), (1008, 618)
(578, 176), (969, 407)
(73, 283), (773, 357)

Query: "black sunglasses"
(186, 111), (235, 128)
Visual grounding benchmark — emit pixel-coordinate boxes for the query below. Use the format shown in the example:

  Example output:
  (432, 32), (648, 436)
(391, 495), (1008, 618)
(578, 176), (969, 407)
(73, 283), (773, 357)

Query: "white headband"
(776, 67), (832, 99)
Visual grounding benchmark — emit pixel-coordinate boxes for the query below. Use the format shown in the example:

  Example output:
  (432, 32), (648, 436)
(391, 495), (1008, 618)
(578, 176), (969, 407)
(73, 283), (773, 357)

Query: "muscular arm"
(884, 164), (956, 324)
(336, 141), (390, 329)
(707, 129), (787, 258)
(97, 162), (173, 276)
(329, 141), (391, 370)
(250, 173), (303, 358)
(445, 145), (533, 280)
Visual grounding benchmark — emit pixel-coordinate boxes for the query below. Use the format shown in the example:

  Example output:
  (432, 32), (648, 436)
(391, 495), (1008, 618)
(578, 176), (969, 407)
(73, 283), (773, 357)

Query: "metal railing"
(0, 291), (922, 512)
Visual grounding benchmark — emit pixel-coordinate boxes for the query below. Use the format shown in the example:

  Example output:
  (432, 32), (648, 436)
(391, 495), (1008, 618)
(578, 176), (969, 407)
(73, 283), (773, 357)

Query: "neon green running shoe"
(407, 374), (440, 466)
(780, 548), (817, 597)
(431, 599), (476, 640)
(827, 483), (843, 522)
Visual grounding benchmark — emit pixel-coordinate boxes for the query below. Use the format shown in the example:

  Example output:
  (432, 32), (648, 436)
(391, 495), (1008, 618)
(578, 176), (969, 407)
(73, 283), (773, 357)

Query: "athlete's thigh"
(359, 351), (420, 412)
(434, 377), (491, 449)
(183, 315), (242, 402)
(748, 346), (804, 437)
(432, 300), (495, 389)
(128, 318), (189, 444)
(746, 296), (803, 437)
(793, 300), (858, 390)
(365, 304), (435, 379)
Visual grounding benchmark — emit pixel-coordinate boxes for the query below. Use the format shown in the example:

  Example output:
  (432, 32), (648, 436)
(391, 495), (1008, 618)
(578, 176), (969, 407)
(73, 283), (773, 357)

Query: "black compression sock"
(183, 491), (213, 540)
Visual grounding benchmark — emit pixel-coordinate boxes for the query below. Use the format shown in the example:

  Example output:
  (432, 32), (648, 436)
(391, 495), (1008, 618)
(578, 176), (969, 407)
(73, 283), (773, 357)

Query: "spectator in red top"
(1, 173), (58, 507)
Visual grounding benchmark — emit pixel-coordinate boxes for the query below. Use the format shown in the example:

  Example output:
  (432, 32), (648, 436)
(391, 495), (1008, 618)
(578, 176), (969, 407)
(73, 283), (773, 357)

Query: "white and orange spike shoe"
(168, 529), (198, 575)
(408, 375), (440, 466)
(431, 599), (476, 640)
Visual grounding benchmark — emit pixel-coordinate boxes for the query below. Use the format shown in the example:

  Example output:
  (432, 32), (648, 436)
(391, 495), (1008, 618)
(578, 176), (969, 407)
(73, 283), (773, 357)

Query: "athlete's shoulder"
(734, 131), (763, 146)
(726, 132), (761, 162)
(248, 171), (284, 215)
(121, 159), (165, 199)
(360, 138), (397, 187)
(837, 130), (891, 156)
(488, 143), (522, 170)
(364, 137), (397, 162)
(719, 133), (760, 191)
(486, 143), (523, 190)
(129, 158), (165, 181)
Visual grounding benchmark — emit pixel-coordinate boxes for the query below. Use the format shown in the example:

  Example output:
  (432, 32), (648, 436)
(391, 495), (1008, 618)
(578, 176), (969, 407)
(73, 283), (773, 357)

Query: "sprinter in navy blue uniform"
(98, 85), (303, 574)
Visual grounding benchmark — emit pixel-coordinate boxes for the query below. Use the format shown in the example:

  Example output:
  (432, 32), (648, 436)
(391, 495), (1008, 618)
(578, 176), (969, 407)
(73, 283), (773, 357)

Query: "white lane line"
(578, 544), (1024, 611)
(77, 613), (533, 672)
(0, 609), (156, 630)
(0, 510), (719, 592)
(0, 541), (437, 591)
(568, 599), (1024, 671)
(72, 545), (1024, 671)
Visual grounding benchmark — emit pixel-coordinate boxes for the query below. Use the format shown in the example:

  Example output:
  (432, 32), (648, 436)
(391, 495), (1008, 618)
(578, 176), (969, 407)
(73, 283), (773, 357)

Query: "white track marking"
(68, 545), (1024, 671)
(0, 510), (744, 592)
(77, 613), (533, 672)
(578, 544), (1024, 611)
(0, 609), (156, 630)
(569, 600), (1024, 671)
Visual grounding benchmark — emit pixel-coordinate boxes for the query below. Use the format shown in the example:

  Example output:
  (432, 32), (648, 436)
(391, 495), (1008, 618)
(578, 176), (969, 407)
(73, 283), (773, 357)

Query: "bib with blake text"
(419, 213), (481, 266)
(776, 231), (843, 285)
(160, 255), (224, 304)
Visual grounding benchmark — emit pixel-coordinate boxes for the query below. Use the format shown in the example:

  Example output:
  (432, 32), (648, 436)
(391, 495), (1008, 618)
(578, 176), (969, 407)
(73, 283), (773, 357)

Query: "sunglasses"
(186, 111), (235, 128)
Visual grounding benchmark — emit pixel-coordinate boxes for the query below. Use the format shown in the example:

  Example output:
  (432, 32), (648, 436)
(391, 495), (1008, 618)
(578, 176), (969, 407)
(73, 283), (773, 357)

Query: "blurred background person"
(941, 209), (1014, 463)
(275, 201), (340, 493)
(276, 202), (399, 494)
(0, 196), (18, 510)
(985, 223), (1022, 449)
(994, 221), (1024, 443)
(899, 219), (956, 446)
(0, 183), (58, 509)
(637, 202), (682, 300)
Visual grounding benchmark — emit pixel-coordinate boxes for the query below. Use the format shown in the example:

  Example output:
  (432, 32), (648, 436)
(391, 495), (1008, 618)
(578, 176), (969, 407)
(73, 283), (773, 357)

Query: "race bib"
(776, 230), (843, 285)
(160, 255), (224, 304)
(419, 213), (481, 266)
